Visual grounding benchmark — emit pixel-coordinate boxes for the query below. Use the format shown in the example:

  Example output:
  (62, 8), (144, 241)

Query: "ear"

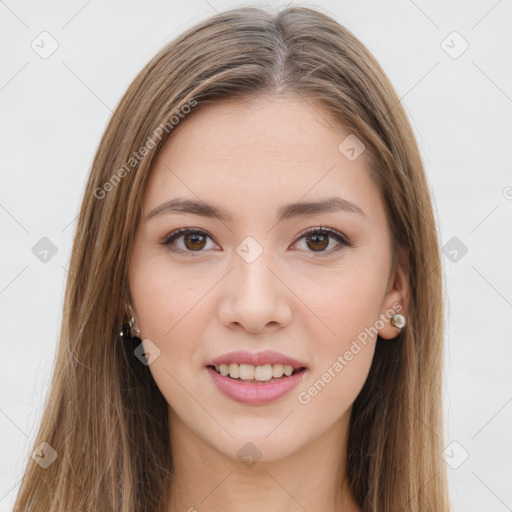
(378, 245), (410, 340)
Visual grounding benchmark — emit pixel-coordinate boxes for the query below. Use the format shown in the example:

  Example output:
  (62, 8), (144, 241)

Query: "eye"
(160, 226), (352, 258)
(292, 226), (352, 257)
(160, 228), (217, 257)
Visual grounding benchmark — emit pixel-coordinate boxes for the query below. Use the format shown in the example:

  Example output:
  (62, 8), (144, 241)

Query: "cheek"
(297, 256), (385, 344)
(129, 259), (210, 408)
(294, 272), (378, 415)
(296, 343), (374, 426)
(130, 251), (206, 335)
(292, 256), (384, 402)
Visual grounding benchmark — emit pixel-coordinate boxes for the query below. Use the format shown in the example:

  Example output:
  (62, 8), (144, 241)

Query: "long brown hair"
(13, 5), (450, 511)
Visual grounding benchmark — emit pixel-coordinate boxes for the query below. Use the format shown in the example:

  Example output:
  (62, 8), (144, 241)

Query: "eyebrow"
(145, 196), (366, 223)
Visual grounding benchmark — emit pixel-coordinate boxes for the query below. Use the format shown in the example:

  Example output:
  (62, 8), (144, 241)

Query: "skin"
(127, 95), (409, 512)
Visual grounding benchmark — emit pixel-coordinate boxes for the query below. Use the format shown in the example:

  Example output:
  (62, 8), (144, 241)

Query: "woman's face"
(128, 95), (408, 462)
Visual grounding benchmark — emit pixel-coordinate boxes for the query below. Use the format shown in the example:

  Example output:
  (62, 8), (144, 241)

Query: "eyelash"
(160, 226), (353, 258)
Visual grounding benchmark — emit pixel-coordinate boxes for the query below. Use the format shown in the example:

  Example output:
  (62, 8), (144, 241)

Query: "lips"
(204, 350), (308, 404)
(205, 365), (308, 404)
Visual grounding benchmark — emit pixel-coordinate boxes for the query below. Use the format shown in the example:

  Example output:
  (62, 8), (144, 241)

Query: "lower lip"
(206, 366), (308, 405)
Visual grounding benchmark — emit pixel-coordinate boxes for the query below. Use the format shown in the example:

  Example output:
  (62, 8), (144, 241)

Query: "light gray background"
(1, 1), (511, 510)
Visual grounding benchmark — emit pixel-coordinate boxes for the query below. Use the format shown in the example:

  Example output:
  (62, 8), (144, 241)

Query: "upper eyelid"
(296, 226), (349, 242)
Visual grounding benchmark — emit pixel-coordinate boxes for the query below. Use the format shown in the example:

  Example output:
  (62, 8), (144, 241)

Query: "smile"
(210, 363), (304, 383)
(205, 365), (307, 405)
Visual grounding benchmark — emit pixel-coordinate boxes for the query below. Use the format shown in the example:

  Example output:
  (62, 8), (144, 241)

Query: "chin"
(207, 424), (310, 465)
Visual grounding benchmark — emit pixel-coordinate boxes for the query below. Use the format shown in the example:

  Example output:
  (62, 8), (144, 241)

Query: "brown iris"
(306, 233), (329, 251)
(183, 232), (207, 251)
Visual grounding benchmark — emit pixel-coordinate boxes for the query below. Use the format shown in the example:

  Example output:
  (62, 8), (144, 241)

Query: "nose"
(217, 245), (293, 334)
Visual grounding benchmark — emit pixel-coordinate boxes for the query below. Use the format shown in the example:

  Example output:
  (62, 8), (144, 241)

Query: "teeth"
(213, 363), (301, 382)
(238, 364), (254, 380)
(283, 365), (293, 376)
(228, 363), (239, 378)
(272, 364), (283, 377)
(254, 364), (272, 381)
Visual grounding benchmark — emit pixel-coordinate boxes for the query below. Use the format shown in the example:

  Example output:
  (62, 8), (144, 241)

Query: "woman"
(13, 5), (450, 511)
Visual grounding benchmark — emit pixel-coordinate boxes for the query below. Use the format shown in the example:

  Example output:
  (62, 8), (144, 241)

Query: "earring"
(119, 305), (141, 342)
(390, 313), (406, 330)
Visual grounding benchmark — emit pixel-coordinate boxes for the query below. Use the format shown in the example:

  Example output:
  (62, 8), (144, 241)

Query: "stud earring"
(390, 313), (406, 330)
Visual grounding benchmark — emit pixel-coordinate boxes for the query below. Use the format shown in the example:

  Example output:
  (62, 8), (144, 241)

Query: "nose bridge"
(217, 234), (292, 331)
(233, 234), (278, 298)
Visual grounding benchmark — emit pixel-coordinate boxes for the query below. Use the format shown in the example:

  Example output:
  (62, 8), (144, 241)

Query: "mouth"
(205, 350), (309, 404)
(205, 363), (308, 405)
(207, 363), (307, 383)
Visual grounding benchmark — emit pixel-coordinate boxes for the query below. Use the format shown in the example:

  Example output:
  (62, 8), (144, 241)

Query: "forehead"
(143, 96), (383, 225)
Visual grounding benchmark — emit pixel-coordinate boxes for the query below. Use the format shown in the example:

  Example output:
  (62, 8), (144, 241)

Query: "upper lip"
(207, 350), (308, 369)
